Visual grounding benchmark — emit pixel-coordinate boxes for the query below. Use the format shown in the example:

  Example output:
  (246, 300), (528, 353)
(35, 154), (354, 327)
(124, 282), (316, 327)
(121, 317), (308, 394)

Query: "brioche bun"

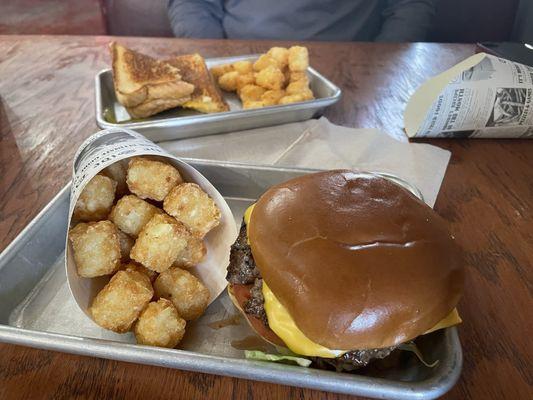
(248, 171), (464, 350)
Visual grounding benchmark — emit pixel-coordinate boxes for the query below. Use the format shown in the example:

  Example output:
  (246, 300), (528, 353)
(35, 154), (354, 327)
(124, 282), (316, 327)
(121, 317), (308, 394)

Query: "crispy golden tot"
(163, 183), (221, 237)
(218, 70), (240, 92)
(122, 261), (158, 282)
(267, 47), (289, 69)
(126, 157), (182, 201)
(239, 84), (266, 102)
(102, 161), (128, 196)
(73, 174), (117, 222)
(286, 81), (314, 100)
(210, 63), (234, 79)
(288, 46), (309, 72)
(278, 94), (307, 105)
(69, 221), (121, 278)
(242, 100), (265, 109)
(236, 73), (255, 92)
(90, 269), (153, 333)
(154, 267), (210, 321)
(261, 89), (285, 106)
(286, 80), (306, 94)
(255, 66), (285, 90)
(253, 54), (280, 71)
(289, 71), (308, 84)
(173, 235), (207, 269)
(109, 194), (161, 237)
(130, 213), (190, 272)
(300, 88), (314, 101)
(232, 60), (253, 74)
(117, 230), (134, 261)
(134, 299), (186, 348)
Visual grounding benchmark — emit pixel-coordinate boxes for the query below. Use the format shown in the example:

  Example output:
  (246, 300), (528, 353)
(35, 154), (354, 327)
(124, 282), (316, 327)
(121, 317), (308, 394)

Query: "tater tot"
(134, 299), (186, 348)
(286, 80), (306, 94)
(300, 88), (314, 101)
(154, 267), (210, 321)
(69, 221), (121, 278)
(232, 60), (253, 74)
(122, 261), (158, 282)
(261, 89), (285, 106)
(288, 46), (309, 72)
(126, 157), (182, 201)
(102, 161), (128, 196)
(278, 94), (307, 105)
(236, 73), (255, 92)
(242, 100), (265, 109)
(73, 174), (117, 222)
(253, 54), (280, 71)
(130, 213), (190, 272)
(218, 71), (240, 92)
(285, 81), (314, 100)
(90, 269), (153, 333)
(267, 47), (289, 69)
(255, 66), (285, 90)
(163, 183), (221, 237)
(109, 195), (161, 237)
(117, 230), (134, 261)
(210, 63), (234, 79)
(173, 235), (207, 269)
(290, 71), (309, 84)
(239, 84), (266, 102)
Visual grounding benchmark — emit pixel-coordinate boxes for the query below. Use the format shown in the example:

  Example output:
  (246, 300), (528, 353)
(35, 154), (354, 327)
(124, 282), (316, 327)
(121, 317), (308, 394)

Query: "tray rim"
(95, 54), (342, 130)
(0, 324), (462, 399)
(179, 158), (425, 201)
(0, 325), (462, 399)
(0, 161), (462, 399)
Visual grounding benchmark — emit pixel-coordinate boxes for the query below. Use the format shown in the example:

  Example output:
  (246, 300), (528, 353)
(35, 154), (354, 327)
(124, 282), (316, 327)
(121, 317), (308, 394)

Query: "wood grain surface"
(0, 35), (532, 400)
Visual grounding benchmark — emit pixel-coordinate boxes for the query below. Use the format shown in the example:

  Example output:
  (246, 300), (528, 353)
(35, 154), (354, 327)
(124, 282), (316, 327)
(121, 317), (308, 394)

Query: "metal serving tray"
(95, 55), (341, 142)
(0, 160), (461, 399)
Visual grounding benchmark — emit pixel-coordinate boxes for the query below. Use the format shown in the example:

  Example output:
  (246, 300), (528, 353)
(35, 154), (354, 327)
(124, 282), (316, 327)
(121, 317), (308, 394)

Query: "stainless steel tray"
(95, 55), (341, 142)
(0, 160), (461, 399)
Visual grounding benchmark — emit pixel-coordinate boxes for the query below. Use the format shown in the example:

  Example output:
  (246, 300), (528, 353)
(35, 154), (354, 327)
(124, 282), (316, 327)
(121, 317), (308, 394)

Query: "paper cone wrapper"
(405, 53), (533, 138)
(66, 128), (238, 320)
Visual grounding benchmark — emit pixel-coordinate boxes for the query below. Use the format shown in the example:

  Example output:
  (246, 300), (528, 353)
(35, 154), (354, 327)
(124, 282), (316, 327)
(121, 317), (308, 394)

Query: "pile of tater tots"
(68, 156), (221, 348)
(211, 46), (314, 109)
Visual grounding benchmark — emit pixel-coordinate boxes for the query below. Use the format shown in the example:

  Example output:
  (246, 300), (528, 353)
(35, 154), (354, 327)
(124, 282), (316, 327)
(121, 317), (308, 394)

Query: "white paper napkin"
(160, 117), (451, 207)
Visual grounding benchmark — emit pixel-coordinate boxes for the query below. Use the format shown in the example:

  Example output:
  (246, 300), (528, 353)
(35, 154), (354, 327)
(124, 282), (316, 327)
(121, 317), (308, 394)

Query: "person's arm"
(375, 0), (436, 42)
(167, 0), (225, 38)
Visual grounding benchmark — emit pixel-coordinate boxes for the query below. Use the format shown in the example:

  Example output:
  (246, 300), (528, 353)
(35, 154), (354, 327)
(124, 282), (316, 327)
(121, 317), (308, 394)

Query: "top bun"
(248, 170), (464, 350)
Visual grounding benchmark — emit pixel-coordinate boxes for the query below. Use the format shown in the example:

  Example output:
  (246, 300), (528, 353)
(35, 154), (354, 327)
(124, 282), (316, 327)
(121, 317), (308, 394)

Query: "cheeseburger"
(226, 170), (464, 370)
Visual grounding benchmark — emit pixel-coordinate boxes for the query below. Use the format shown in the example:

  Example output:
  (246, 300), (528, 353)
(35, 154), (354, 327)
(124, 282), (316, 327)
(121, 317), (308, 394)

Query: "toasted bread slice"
(127, 97), (191, 119)
(110, 42), (195, 116)
(166, 54), (229, 113)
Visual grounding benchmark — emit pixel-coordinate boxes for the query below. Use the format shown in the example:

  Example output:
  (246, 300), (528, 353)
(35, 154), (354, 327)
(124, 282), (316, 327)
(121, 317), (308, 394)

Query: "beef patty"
(226, 224), (261, 285)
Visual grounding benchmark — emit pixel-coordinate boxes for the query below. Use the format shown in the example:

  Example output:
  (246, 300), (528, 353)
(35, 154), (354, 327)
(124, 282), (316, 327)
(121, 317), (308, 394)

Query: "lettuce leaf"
(398, 342), (439, 368)
(245, 350), (312, 367)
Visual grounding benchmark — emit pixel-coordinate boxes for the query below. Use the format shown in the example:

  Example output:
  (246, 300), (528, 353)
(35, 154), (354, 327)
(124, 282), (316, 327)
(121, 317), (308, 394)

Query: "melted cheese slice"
(244, 204), (461, 357)
(263, 282), (344, 358)
(243, 203), (255, 231)
(424, 308), (462, 334)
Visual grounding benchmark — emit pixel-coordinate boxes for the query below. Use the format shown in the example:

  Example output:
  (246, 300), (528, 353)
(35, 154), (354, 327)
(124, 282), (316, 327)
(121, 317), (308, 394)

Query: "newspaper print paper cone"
(66, 128), (238, 321)
(405, 52), (533, 138)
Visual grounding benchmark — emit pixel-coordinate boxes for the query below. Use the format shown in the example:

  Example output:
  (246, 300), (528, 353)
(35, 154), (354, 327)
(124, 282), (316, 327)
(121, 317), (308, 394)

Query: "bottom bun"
(227, 284), (285, 347)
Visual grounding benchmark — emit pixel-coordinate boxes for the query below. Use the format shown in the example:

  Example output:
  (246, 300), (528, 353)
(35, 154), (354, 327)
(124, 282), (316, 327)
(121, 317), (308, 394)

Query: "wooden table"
(0, 35), (531, 400)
